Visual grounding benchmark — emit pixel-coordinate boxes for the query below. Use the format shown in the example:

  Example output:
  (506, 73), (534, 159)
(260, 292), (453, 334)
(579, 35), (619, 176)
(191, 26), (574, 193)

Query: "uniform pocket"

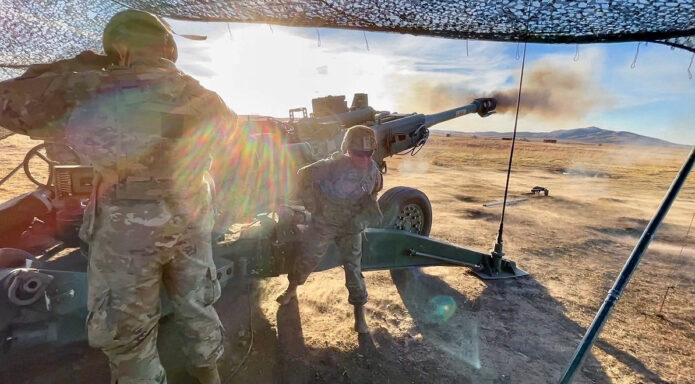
(202, 266), (221, 306)
(85, 289), (118, 349)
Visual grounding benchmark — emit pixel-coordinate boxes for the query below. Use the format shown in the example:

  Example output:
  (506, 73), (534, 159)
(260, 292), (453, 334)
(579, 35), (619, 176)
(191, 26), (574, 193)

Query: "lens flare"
(63, 76), (298, 226)
(428, 295), (457, 323)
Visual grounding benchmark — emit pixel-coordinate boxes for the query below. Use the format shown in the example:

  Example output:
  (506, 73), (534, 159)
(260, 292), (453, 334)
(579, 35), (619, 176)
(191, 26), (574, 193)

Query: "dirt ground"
(1, 133), (694, 383)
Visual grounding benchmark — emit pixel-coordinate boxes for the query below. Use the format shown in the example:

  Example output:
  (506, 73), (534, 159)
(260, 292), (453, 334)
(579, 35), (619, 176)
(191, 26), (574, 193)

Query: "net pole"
(558, 145), (695, 383)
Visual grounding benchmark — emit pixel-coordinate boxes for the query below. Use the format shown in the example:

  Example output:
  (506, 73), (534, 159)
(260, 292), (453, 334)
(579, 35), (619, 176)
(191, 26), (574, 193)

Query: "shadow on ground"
(390, 268), (670, 384)
(1, 265), (668, 383)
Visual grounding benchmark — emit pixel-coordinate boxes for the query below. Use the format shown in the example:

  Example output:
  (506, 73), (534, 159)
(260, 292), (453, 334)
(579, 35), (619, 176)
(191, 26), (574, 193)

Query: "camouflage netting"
(1, 0), (694, 68)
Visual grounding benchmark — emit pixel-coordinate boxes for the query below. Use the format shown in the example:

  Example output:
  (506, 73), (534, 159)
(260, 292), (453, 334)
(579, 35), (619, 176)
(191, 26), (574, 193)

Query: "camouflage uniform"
(0, 54), (236, 383)
(290, 150), (382, 305)
(23, 51), (111, 164)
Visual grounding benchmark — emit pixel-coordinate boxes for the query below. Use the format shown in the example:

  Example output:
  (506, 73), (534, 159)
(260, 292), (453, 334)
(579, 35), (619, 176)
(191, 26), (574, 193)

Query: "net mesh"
(1, 0), (694, 69)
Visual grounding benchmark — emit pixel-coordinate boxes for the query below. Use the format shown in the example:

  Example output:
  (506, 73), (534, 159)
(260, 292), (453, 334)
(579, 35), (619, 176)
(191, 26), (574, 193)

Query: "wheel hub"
(395, 203), (424, 234)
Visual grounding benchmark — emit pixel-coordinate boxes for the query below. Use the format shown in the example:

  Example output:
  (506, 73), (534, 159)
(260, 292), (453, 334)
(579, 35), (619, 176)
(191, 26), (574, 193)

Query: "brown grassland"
(1, 132), (694, 383)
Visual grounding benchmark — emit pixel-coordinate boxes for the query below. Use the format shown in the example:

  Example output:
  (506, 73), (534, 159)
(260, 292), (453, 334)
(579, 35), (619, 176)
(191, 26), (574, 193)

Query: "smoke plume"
(395, 61), (612, 121)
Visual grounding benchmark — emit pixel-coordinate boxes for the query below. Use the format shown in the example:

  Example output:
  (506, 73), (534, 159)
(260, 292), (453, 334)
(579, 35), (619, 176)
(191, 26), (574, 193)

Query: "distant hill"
(436, 127), (684, 147)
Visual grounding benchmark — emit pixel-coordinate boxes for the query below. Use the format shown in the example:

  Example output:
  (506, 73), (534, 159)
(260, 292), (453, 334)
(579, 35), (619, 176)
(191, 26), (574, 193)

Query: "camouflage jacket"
(18, 51), (114, 79)
(0, 56), (238, 225)
(0, 51), (114, 139)
(297, 152), (383, 232)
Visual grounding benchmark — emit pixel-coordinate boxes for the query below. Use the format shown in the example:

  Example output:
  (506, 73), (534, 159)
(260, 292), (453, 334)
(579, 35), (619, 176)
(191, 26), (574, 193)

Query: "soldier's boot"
(276, 283), (298, 305)
(353, 304), (369, 334)
(187, 364), (221, 384)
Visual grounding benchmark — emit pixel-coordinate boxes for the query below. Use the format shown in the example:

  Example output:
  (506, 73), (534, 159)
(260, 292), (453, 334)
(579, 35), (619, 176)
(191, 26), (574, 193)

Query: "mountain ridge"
(434, 126), (684, 147)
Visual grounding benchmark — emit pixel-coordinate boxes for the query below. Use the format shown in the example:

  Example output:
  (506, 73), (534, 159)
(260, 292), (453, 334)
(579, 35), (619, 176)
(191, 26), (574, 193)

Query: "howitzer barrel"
(423, 98), (497, 128)
(372, 98), (497, 162)
(424, 103), (477, 128)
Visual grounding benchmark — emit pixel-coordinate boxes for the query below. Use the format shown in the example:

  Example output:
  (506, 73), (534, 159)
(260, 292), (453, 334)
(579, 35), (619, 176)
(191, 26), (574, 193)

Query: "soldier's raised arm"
(0, 61), (116, 140)
(0, 50), (114, 139)
(293, 156), (335, 207)
(19, 51), (113, 79)
(296, 155), (337, 189)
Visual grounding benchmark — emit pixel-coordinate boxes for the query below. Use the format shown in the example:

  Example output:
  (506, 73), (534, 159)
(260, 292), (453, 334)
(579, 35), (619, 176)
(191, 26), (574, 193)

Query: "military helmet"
(103, 10), (178, 62)
(341, 125), (377, 153)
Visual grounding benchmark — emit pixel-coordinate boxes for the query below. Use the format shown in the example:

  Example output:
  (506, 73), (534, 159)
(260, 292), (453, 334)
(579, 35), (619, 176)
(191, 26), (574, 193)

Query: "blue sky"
(171, 21), (694, 144)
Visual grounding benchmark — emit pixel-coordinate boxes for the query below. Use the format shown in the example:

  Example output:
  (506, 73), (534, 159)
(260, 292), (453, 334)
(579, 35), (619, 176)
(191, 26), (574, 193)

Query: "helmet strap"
(114, 42), (169, 66)
(113, 42), (131, 66)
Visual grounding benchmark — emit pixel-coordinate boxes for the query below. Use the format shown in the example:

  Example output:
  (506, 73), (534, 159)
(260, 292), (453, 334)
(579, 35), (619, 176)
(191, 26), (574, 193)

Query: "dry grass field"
(2, 133), (694, 383)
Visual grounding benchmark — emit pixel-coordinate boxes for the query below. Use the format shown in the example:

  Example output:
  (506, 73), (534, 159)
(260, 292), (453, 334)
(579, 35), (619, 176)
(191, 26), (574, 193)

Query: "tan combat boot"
(276, 283), (298, 306)
(353, 304), (369, 334)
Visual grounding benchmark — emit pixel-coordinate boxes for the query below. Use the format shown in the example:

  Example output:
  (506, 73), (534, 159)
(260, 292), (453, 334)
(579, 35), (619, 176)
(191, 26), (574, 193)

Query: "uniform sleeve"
(0, 53), (111, 139)
(296, 158), (332, 191)
(373, 169), (383, 197)
(19, 51), (112, 79)
(292, 158), (333, 210)
(299, 156), (335, 179)
(0, 73), (74, 138)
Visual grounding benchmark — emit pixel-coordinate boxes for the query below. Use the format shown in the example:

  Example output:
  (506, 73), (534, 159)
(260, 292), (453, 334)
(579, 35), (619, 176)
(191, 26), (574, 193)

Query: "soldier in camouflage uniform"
(277, 125), (382, 334)
(0, 10), (236, 384)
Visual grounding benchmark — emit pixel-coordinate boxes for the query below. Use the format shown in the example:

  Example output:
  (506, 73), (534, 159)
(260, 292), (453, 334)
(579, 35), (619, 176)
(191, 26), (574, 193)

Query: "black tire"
(377, 186), (432, 236)
(377, 187), (432, 283)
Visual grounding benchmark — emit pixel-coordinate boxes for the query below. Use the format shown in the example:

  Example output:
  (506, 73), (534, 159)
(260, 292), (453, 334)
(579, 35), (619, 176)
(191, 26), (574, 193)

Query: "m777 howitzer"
(270, 93), (497, 170)
(0, 92), (525, 355)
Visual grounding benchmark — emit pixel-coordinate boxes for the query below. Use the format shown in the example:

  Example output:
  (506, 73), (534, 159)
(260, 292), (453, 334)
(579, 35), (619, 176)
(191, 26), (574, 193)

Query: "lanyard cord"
(496, 41), (528, 246)
(495, 0), (532, 249)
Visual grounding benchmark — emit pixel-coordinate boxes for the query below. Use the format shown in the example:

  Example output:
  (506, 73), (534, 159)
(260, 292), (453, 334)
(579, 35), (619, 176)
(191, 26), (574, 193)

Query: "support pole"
(558, 146), (695, 383)
(0, 162), (23, 187)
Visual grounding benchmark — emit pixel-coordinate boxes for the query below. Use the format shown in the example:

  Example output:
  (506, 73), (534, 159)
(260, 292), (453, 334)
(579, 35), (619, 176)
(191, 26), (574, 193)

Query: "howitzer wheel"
(395, 203), (426, 234)
(378, 187), (432, 236)
(378, 187), (432, 283)
(23, 143), (80, 188)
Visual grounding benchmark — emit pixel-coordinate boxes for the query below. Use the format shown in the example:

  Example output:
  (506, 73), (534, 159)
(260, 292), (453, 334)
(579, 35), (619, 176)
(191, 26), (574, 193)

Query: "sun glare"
(176, 25), (397, 119)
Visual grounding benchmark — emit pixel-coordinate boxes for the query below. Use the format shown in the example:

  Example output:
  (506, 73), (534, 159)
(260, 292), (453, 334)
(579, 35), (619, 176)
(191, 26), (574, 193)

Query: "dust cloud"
(399, 156), (431, 173)
(395, 62), (612, 121)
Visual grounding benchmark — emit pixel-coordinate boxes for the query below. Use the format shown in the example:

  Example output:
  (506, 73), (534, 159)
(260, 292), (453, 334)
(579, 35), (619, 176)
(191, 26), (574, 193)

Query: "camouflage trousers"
(289, 221), (368, 305)
(84, 198), (223, 384)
